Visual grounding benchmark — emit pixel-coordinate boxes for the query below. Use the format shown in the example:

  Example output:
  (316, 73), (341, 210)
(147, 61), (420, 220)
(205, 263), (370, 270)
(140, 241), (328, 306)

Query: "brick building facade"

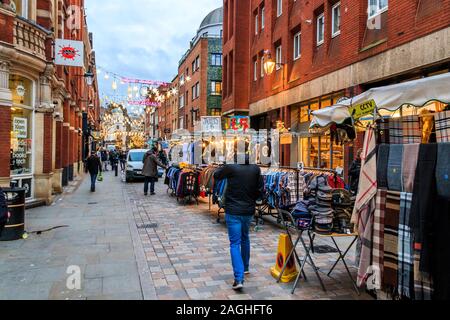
(0, 0), (100, 205)
(223, 0), (450, 170)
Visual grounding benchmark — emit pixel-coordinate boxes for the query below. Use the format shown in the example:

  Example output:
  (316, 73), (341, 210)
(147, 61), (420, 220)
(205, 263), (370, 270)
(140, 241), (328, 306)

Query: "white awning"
(310, 72), (450, 129)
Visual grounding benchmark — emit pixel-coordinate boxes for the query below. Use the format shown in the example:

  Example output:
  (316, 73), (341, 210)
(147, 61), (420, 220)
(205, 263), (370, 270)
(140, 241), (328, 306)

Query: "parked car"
(125, 149), (164, 183)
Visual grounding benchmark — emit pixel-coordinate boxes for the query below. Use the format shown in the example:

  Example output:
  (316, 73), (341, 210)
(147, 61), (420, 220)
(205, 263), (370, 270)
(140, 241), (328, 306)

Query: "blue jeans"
(225, 214), (253, 282)
(90, 173), (97, 190)
(144, 177), (156, 194)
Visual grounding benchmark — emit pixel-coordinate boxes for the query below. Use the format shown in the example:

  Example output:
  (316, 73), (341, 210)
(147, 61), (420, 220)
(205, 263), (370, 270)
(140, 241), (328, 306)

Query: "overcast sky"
(85, 0), (222, 101)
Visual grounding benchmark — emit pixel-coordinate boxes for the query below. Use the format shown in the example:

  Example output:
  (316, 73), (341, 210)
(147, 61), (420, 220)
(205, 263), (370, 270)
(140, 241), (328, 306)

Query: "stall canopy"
(310, 72), (450, 129)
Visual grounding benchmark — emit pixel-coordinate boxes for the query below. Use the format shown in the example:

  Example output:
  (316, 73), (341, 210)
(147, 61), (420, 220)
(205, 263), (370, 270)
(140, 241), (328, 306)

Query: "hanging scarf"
(376, 118), (390, 144)
(402, 144), (420, 193)
(383, 191), (401, 294)
(352, 127), (377, 225)
(402, 115), (421, 144)
(377, 145), (390, 189)
(435, 110), (450, 143)
(356, 198), (376, 287)
(398, 192), (413, 298)
(387, 144), (404, 192)
(389, 118), (403, 144)
(373, 189), (387, 290)
(436, 143), (450, 200)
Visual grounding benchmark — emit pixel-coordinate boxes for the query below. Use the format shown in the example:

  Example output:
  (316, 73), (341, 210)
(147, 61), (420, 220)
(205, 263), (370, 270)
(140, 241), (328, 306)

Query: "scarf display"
(376, 118), (390, 144)
(373, 189), (387, 289)
(410, 144), (437, 299)
(389, 118), (403, 144)
(377, 145), (390, 189)
(387, 144), (404, 192)
(435, 111), (450, 143)
(353, 127), (378, 224)
(398, 192), (413, 298)
(383, 191), (401, 293)
(435, 143), (450, 199)
(402, 116), (421, 144)
(402, 144), (420, 193)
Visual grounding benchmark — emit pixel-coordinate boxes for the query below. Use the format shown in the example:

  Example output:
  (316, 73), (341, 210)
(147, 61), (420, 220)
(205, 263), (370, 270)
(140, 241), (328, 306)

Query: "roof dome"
(199, 7), (223, 29)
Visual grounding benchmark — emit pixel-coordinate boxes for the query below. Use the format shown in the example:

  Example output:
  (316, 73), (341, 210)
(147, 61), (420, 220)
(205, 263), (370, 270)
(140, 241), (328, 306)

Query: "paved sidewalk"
(0, 172), (151, 300)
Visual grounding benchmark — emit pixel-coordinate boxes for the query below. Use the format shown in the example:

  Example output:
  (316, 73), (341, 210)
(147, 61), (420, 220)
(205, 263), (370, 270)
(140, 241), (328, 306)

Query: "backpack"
(0, 188), (9, 235)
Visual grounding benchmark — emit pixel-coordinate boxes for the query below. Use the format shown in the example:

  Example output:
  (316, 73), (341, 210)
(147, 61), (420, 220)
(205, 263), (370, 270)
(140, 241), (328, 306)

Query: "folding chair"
(315, 233), (360, 294)
(276, 208), (326, 294)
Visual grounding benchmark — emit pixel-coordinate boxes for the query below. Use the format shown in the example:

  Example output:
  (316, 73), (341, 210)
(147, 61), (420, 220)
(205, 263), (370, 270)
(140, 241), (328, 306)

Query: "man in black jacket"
(0, 187), (10, 237)
(85, 151), (103, 192)
(214, 160), (263, 291)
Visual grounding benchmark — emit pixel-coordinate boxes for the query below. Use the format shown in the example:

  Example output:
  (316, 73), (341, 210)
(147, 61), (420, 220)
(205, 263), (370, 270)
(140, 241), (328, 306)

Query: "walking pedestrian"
(142, 148), (167, 196)
(119, 151), (127, 172)
(85, 151), (102, 192)
(101, 149), (109, 171)
(213, 157), (264, 291)
(0, 187), (11, 237)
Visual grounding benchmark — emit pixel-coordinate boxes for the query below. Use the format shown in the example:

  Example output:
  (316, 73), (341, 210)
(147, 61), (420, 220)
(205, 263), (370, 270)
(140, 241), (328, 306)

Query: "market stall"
(309, 72), (450, 300)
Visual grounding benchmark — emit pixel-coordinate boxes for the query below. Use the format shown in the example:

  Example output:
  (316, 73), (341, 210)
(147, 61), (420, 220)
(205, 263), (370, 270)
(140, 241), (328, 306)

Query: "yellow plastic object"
(270, 233), (299, 283)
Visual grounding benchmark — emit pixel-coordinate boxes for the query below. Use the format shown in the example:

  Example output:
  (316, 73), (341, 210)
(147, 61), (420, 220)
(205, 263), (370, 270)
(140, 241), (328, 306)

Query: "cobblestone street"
(0, 172), (371, 300)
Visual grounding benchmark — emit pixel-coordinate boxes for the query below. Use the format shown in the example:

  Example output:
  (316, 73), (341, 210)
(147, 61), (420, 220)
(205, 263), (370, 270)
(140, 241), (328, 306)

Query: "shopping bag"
(97, 172), (103, 182)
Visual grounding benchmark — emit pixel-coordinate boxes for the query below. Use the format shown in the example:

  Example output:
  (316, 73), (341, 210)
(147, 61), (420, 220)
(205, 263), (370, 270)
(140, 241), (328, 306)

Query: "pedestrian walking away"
(85, 151), (103, 192)
(213, 157), (264, 291)
(101, 149), (109, 171)
(142, 148), (167, 196)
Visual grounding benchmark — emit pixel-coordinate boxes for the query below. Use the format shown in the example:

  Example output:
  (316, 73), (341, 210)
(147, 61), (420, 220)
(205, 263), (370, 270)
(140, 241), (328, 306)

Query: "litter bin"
(0, 188), (26, 241)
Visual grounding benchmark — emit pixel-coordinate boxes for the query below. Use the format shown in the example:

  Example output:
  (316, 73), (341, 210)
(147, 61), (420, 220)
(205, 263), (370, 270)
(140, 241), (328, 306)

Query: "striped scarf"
(373, 189), (387, 289)
(402, 116), (422, 144)
(387, 145), (404, 192)
(398, 192), (413, 298)
(383, 191), (401, 294)
(402, 144), (420, 193)
(435, 111), (450, 143)
(389, 119), (403, 144)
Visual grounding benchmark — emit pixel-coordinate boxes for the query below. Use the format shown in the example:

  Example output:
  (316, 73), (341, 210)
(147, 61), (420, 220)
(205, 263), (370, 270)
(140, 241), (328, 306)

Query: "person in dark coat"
(85, 151), (103, 192)
(0, 187), (10, 237)
(142, 148), (167, 196)
(213, 158), (264, 291)
(349, 149), (363, 194)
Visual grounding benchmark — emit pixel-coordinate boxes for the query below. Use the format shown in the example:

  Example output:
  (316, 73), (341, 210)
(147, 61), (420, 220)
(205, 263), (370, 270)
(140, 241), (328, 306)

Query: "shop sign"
(13, 117), (28, 139)
(55, 39), (84, 67)
(349, 100), (376, 120)
(201, 116), (222, 132)
(226, 116), (251, 132)
(280, 133), (293, 145)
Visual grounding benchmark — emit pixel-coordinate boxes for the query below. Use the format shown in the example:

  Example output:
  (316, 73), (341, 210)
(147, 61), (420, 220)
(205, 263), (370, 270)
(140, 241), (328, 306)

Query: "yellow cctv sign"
(349, 100), (376, 120)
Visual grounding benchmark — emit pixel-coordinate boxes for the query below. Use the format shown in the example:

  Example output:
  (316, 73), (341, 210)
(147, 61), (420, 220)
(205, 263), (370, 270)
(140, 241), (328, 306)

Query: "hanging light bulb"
(112, 80), (118, 91)
(104, 73), (110, 80)
(133, 85), (139, 92)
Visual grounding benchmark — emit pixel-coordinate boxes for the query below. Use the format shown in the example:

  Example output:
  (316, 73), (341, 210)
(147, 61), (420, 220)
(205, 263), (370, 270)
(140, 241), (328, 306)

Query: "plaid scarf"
(383, 191), (401, 293)
(373, 189), (387, 289)
(356, 198), (376, 287)
(402, 144), (420, 193)
(402, 116), (422, 144)
(435, 111), (450, 143)
(436, 143), (450, 199)
(377, 145), (390, 189)
(387, 145), (404, 192)
(376, 118), (390, 144)
(389, 119), (403, 144)
(414, 247), (434, 300)
(398, 192), (413, 298)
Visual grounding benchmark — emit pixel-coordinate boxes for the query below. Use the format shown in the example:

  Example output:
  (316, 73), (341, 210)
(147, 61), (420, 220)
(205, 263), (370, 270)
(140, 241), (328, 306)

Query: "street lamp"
(263, 50), (284, 76)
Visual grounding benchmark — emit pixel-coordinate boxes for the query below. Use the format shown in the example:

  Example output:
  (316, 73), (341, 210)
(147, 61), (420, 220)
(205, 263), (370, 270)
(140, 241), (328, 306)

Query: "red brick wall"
(0, 10), (14, 44)
(43, 113), (53, 174)
(227, 0), (450, 108)
(0, 107), (11, 178)
(55, 121), (62, 170)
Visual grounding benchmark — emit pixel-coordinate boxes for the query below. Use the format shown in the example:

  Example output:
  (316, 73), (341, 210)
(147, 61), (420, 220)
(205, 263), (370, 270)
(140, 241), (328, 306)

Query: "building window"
(293, 32), (301, 60)
(192, 82), (200, 100)
(211, 81), (222, 95)
(261, 6), (265, 29)
(209, 109), (222, 116)
(255, 12), (259, 35)
(211, 53), (222, 66)
(368, 0), (388, 19)
(316, 13), (325, 46)
(275, 45), (282, 70)
(179, 94), (185, 108)
(10, 0), (29, 19)
(332, 2), (341, 37)
(254, 59), (258, 81)
(194, 56), (200, 70)
(277, 0), (282, 17)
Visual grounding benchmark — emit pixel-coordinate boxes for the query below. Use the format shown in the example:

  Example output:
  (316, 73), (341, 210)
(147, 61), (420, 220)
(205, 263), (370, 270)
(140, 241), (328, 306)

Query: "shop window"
(299, 106), (309, 123)
(9, 75), (33, 107)
(310, 137), (320, 168)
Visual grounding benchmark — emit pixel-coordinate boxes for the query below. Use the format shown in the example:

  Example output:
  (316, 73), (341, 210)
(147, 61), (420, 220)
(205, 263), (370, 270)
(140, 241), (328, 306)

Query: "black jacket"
(85, 155), (102, 175)
(214, 164), (264, 216)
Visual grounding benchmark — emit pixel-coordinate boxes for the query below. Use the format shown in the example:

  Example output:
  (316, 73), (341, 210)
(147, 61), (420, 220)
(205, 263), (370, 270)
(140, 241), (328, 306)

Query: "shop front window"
(9, 75), (33, 177)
